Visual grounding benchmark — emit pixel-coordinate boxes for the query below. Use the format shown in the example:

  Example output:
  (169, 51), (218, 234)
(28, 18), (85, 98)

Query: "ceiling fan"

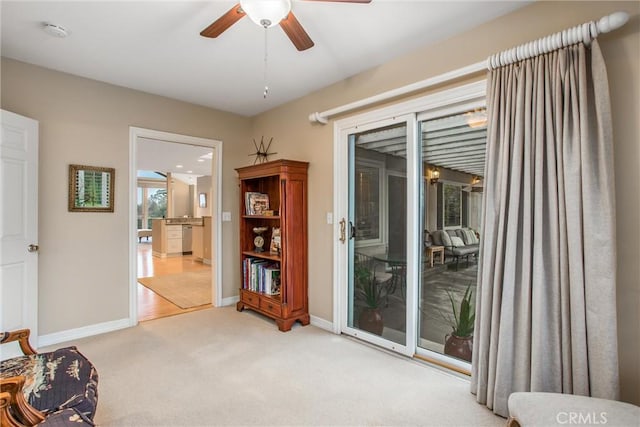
(200, 0), (372, 51)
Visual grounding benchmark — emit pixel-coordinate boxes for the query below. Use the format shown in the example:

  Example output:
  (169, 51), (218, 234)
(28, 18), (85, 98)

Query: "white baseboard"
(220, 295), (240, 307)
(38, 318), (131, 349)
(310, 315), (334, 333)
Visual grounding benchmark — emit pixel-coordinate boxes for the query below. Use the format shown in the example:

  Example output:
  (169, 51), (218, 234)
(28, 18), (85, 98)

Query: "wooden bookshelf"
(236, 159), (309, 332)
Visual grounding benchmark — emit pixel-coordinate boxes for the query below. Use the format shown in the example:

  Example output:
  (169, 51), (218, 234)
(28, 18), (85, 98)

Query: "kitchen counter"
(164, 217), (203, 225)
(152, 218), (203, 257)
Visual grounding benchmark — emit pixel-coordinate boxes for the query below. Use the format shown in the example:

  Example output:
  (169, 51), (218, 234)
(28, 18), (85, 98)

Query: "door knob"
(27, 244), (39, 253)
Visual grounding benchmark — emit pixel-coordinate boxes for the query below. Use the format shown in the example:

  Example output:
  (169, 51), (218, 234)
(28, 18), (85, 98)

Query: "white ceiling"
(137, 137), (213, 180)
(1, 0), (531, 117)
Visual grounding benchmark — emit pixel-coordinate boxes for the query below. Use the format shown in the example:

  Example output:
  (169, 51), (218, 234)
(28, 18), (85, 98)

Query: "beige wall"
(1, 0), (637, 406)
(196, 175), (213, 218)
(169, 176), (190, 218)
(249, 1), (639, 405)
(0, 58), (250, 334)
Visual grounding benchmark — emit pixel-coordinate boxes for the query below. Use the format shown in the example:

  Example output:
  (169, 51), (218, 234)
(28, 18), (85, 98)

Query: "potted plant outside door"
(443, 284), (475, 362)
(354, 261), (385, 335)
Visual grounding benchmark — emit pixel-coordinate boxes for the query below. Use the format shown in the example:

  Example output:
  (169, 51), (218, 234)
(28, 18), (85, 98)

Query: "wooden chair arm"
(1, 330), (37, 356)
(1, 390), (26, 427)
(0, 376), (45, 427)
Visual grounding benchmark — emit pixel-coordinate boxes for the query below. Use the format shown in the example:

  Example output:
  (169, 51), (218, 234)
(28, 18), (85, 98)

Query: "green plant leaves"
(444, 283), (475, 337)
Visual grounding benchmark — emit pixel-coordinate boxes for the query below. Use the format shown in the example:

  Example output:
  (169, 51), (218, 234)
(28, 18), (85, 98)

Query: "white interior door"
(0, 110), (39, 358)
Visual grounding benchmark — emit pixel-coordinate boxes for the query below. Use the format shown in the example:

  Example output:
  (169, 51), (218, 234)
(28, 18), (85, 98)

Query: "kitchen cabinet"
(151, 218), (202, 258)
(191, 216), (211, 264)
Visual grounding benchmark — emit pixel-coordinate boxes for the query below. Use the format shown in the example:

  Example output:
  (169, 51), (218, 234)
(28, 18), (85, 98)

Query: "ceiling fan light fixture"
(42, 22), (70, 38)
(240, 0), (291, 28)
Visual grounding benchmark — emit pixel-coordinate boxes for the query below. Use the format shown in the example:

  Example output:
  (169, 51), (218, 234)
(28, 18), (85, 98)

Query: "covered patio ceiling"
(354, 110), (487, 178)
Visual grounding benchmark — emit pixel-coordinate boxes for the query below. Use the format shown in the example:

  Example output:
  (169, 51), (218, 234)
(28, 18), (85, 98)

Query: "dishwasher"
(182, 225), (193, 255)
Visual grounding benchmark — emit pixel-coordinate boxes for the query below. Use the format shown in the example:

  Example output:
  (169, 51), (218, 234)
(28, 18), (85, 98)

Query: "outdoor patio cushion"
(431, 231), (442, 246)
(450, 236), (465, 247)
(458, 229), (479, 245)
(450, 245), (478, 256)
(0, 346), (98, 420)
(438, 230), (453, 247)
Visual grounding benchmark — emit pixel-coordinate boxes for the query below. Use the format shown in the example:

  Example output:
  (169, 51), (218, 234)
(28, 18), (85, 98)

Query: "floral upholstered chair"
(0, 329), (98, 426)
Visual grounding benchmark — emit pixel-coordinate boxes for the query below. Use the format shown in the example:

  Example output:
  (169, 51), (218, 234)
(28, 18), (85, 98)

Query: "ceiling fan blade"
(301, 0), (372, 3)
(200, 3), (245, 38)
(280, 12), (314, 51)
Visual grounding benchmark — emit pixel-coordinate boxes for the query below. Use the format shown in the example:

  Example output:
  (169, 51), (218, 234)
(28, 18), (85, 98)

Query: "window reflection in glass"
(137, 171), (167, 229)
(443, 183), (462, 228)
(354, 164), (380, 241)
(349, 122), (407, 346)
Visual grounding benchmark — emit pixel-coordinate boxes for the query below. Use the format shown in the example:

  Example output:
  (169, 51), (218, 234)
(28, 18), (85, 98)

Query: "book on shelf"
(245, 192), (270, 215)
(270, 227), (281, 254)
(264, 265), (281, 296)
(243, 257), (280, 295)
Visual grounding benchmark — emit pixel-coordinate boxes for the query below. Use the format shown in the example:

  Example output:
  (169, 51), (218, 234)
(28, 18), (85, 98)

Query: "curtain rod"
(308, 11), (629, 125)
(489, 11), (629, 69)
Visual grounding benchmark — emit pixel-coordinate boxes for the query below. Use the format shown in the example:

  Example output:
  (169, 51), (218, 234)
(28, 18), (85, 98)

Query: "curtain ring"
(567, 26), (575, 44)
(516, 44), (524, 62)
(528, 40), (535, 58)
(590, 21), (598, 39)
(545, 35), (552, 52)
(554, 32), (562, 50)
(582, 23), (591, 46)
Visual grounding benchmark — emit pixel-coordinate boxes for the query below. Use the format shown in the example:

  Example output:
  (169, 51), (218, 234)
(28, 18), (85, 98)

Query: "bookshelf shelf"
(241, 251), (281, 261)
(236, 159), (309, 332)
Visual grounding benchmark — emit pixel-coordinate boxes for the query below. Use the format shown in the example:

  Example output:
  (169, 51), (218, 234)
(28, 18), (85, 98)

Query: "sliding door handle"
(349, 221), (356, 240)
(339, 219), (346, 243)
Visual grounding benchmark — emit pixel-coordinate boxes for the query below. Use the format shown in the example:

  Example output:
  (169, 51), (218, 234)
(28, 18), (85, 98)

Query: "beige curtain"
(471, 39), (619, 417)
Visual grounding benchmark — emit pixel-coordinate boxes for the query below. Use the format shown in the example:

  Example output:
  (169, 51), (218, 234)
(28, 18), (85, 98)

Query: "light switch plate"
(326, 212), (333, 224)
(222, 211), (231, 222)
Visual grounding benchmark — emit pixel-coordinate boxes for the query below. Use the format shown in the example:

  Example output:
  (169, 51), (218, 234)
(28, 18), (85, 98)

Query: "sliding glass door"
(336, 81), (486, 364)
(417, 108), (486, 366)
(342, 115), (417, 355)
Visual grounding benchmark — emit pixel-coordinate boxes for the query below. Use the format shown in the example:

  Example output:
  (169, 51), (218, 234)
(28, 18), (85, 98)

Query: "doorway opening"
(129, 127), (223, 324)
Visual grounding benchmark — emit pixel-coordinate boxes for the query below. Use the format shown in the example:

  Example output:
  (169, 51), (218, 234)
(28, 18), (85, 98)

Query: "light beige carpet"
(45, 308), (506, 426)
(138, 271), (211, 309)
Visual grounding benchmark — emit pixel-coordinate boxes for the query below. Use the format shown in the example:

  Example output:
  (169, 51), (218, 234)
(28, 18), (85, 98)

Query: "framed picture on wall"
(68, 164), (115, 212)
(199, 193), (207, 208)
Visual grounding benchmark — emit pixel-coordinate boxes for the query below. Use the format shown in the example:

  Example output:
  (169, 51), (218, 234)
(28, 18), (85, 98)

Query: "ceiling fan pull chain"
(263, 27), (269, 99)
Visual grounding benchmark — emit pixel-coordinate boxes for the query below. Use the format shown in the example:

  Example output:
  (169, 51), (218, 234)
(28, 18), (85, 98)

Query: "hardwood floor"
(137, 241), (212, 322)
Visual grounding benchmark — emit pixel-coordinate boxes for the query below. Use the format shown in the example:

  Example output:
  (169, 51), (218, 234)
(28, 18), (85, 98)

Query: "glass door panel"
(347, 121), (408, 347)
(418, 108), (486, 363)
